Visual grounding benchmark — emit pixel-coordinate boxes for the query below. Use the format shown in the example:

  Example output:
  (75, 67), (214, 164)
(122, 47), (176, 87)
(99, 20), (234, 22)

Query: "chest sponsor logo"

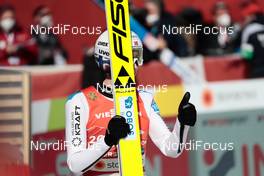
(95, 108), (115, 119)
(107, 161), (119, 169)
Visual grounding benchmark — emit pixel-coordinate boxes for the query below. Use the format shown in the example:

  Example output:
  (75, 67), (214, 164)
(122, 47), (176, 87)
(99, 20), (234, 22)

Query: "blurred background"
(0, 0), (263, 175)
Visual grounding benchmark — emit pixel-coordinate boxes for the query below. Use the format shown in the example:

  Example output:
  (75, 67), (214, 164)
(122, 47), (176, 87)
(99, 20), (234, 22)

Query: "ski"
(104, 0), (144, 175)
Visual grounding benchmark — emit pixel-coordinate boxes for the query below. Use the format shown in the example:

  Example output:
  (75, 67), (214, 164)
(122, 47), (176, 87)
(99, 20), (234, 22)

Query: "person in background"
(0, 4), (37, 66)
(200, 1), (240, 55)
(32, 5), (67, 65)
(240, 2), (264, 78)
(132, 0), (188, 63)
(177, 7), (204, 56)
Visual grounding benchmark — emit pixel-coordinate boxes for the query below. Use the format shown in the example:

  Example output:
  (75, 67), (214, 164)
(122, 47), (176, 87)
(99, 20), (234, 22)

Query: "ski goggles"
(133, 48), (143, 66)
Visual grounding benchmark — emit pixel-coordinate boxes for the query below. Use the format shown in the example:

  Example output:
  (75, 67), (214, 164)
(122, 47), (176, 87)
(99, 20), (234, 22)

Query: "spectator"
(0, 4), (37, 66)
(178, 7), (204, 55)
(32, 5), (67, 65)
(199, 1), (240, 55)
(240, 3), (264, 78)
(132, 0), (188, 63)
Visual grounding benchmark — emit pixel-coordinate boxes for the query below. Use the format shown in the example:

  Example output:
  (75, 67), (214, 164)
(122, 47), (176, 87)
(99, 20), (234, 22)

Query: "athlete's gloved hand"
(104, 115), (131, 146)
(178, 92), (197, 126)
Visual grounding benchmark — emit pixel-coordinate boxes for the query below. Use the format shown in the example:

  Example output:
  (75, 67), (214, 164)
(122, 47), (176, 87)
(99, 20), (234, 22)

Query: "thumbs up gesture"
(178, 92), (197, 126)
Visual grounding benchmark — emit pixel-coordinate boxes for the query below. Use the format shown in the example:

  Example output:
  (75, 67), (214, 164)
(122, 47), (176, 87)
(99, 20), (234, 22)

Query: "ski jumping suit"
(66, 86), (190, 175)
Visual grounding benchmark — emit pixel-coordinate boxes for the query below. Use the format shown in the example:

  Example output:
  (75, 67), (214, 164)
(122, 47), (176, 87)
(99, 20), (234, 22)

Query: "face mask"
(146, 14), (160, 25)
(40, 15), (53, 27)
(0, 18), (15, 32)
(216, 13), (231, 27)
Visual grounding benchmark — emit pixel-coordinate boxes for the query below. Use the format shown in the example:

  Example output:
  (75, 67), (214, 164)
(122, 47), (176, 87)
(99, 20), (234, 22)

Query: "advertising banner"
(185, 79), (264, 176)
(186, 79), (264, 113)
(190, 109), (264, 176)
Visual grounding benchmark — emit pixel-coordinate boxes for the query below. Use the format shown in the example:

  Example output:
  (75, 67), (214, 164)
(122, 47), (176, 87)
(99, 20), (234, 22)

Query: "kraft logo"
(72, 137), (82, 147)
(125, 96), (133, 108)
(203, 149), (235, 176)
(74, 106), (81, 136)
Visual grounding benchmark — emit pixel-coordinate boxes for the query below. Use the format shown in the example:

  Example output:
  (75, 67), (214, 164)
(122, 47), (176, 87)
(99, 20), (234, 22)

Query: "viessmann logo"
(95, 108), (115, 119)
(109, 0), (135, 88)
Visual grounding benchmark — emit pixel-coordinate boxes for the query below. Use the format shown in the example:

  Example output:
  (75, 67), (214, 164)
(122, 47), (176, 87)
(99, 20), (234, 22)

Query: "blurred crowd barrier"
(1, 56), (263, 175)
(0, 69), (30, 175)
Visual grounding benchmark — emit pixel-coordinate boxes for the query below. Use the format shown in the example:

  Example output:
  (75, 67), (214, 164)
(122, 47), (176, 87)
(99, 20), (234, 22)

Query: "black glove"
(104, 115), (131, 146)
(178, 92), (197, 126)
